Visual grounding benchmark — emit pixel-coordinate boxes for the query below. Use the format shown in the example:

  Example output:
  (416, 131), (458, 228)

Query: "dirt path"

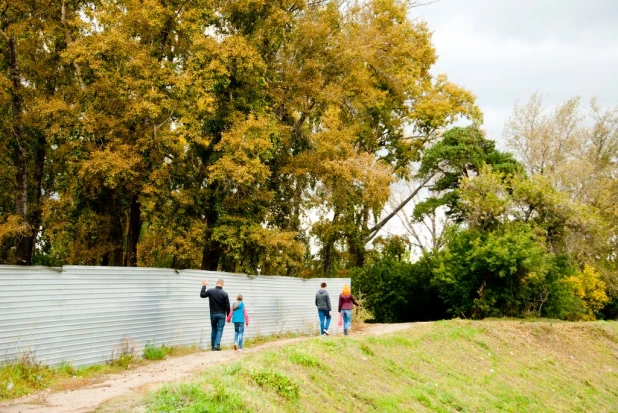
(0, 323), (416, 413)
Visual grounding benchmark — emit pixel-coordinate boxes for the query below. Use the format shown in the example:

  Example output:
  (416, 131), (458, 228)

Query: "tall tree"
(504, 94), (618, 300)
(44, 0), (203, 266)
(0, 0), (82, 264)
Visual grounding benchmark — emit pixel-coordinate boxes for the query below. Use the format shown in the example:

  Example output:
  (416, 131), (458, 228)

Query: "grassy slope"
(140, 320), (618, 413)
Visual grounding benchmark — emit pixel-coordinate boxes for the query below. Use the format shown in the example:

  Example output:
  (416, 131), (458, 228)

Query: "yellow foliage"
(459, 165), (510, 228)
(0, 215), (29, 242)
(564, 264), (609, 318)
(209, 114), (276, 190)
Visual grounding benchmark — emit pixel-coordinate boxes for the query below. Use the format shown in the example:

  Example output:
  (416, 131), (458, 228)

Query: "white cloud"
(415, 0), (618, 143)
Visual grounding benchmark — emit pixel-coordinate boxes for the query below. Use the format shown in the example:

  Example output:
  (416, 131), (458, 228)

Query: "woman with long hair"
(338, 284), (359, 335)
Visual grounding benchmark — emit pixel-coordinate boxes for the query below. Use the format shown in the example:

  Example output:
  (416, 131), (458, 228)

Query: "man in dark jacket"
(200, 278), (231, 350)
(315, 282), (332, 335)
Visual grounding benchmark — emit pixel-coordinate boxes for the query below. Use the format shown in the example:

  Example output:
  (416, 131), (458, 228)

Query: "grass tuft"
(0, 351), (53, 399)
(143, 343), (174, 360)
(287, 350), (322, 368)
(248, 368), (299, 400)
(147, 381), (251, 412)
(359, 342), (375, 357)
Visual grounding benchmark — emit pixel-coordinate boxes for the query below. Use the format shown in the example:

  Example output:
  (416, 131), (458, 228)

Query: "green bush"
(352, 256), (446, 323)
(431, 224), (596, 320)
(354, 223), (602, 322)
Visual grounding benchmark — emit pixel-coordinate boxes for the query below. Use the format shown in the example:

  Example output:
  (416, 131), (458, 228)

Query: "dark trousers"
(210, 312), (226, 349)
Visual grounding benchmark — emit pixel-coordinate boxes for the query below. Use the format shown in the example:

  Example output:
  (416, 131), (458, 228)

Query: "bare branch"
(364, 173), (434, 243)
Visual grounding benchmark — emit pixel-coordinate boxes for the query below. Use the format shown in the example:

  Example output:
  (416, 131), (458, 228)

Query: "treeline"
(0, 0), (479, 273)
(2, 1), (617, 320)
(355, 97), (618, 321)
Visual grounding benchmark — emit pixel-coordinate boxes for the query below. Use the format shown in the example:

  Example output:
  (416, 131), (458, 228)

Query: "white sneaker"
(323, 329), (329, 335)
(238, 348), (243, 352)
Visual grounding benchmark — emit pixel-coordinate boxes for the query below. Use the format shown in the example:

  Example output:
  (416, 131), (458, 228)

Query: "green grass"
(140, 320), (618, 413)
(0, 352), (54, 399)
(148, 382), (250, 413)
(143, 343), (175, 360)
(0, 343), (200, 401)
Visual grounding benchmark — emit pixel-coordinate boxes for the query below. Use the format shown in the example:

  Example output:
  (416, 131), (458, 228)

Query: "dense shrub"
(355, 223), (609, 321)
(432, 224), (554, 318)
(352, 256), (446, 323)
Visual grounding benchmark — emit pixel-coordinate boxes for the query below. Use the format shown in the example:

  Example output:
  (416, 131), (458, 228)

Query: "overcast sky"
(414, 0), (618, 147)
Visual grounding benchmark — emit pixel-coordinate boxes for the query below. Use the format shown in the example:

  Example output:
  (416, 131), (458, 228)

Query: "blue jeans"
(210, 313), (226, 349)
(318, 309), (331, 334)
(342, 309), (352, 331)
(234, 323), (245, 349)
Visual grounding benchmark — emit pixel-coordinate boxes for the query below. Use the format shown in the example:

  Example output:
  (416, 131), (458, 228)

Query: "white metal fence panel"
(0, 266), (349, 367)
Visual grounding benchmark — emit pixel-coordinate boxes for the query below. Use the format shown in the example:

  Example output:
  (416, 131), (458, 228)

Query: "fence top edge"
(0, 265), (350, 282)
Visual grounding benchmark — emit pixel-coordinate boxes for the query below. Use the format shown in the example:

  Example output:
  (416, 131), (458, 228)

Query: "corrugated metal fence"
(0, 266), (349, 367)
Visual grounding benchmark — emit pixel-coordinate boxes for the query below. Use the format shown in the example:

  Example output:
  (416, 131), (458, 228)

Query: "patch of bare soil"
(0, 323), (416, 413)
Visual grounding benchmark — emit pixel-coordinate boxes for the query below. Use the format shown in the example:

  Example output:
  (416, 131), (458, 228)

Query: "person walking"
(338, 284), (359, 336)
(200, 278), (231, 351)
(315, 282), (332, 335)
(227, 294), (250, 351)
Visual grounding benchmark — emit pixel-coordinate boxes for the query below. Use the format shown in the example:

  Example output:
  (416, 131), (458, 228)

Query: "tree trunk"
(322, 208), (340, 275)
(5, 34), (32, 265)
(322, 240), (334, 274)
(290, 178), (302, 231)
(106, 192), (124, 266)
(124, 195), (141, 266)
(201, 242), (222, 271)
(364, 174), (433, 244)
(347, 236), (366, 268)
(221, 254), (236, 273)
(29, 132), (47, 261)
(200, 190), (222, 270)
(14, 151), (31, 265)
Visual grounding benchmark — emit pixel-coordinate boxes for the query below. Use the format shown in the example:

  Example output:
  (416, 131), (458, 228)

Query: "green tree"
(413, 125), (522, 224)
(504, 93), (618, 304)
(432, 166), (608, 319)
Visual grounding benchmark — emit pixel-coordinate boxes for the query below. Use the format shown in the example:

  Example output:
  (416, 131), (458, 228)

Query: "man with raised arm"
(200, 278), (231, 351)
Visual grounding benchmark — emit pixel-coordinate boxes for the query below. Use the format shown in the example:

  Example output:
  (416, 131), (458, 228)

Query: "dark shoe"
(233, 343), (238, 351)
(344, 329), (348, 336)
(214, 347), (221, 351)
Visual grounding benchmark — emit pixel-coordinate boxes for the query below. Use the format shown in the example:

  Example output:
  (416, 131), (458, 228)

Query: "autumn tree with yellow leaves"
(1, 0), (478, 272)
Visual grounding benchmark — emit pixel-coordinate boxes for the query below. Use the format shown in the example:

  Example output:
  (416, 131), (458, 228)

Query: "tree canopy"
(2, 1), (616, 321)
(0, 0), (479, 274)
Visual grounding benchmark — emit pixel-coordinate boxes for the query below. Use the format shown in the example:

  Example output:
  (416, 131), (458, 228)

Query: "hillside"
(105, 320), (618, 412)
